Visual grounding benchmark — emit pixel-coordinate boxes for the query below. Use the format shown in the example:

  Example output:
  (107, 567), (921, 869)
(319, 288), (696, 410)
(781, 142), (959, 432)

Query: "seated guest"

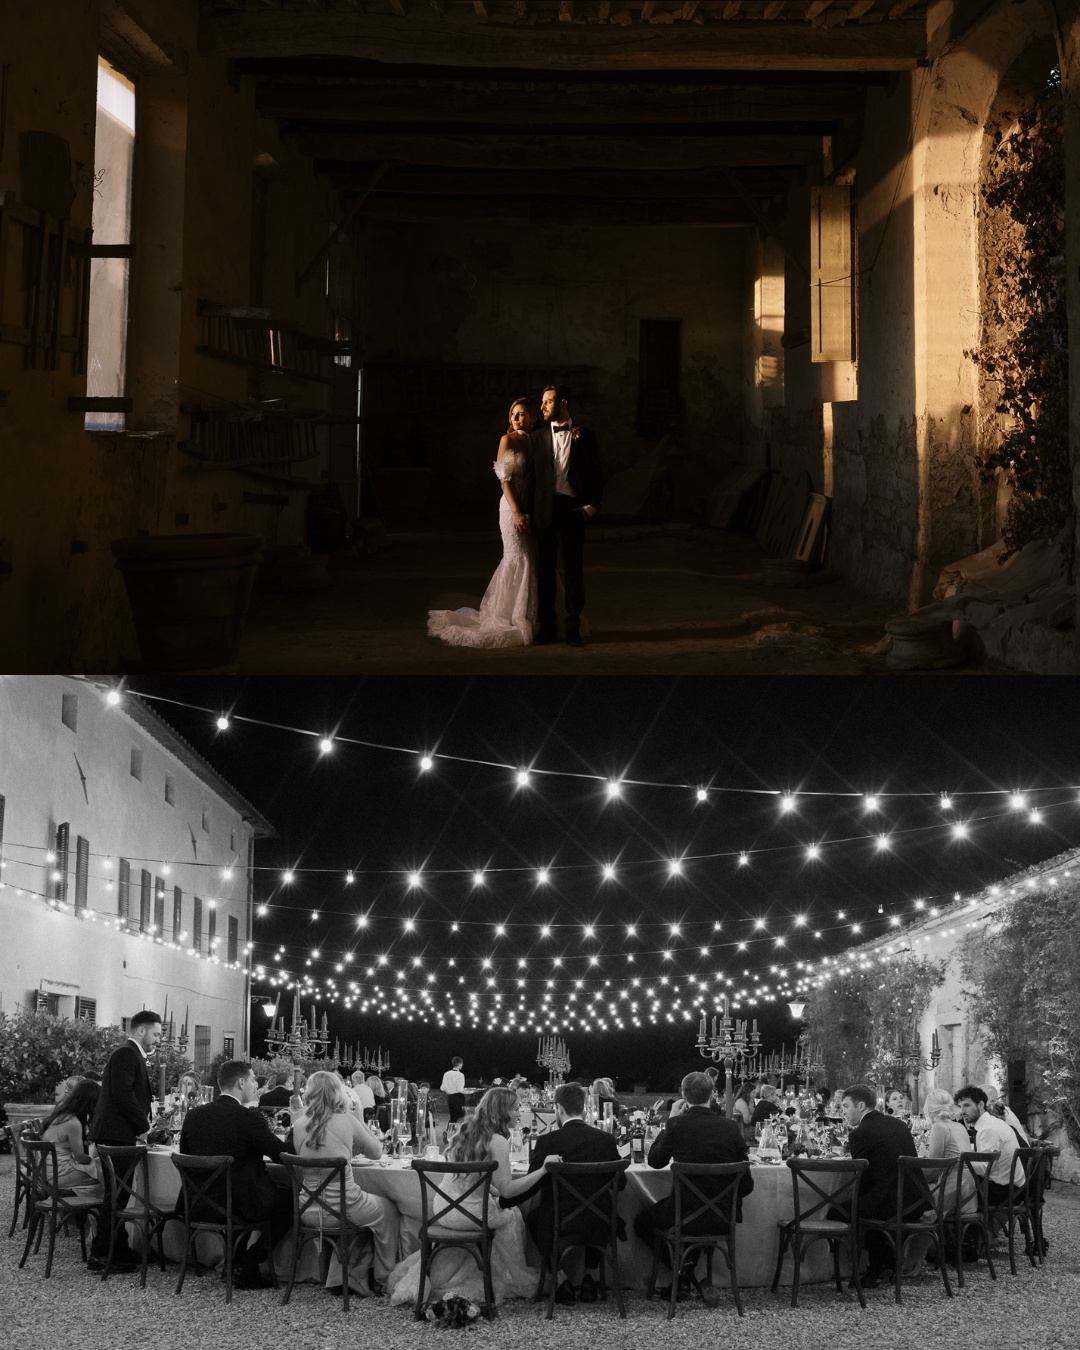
(166, 1071), (202, 1114)
(259, 1072), (293, 1108)
(506, 1081), (624, 1304)
(979, 1081), (1030, 1143)
(53, 1074), (86, 1106)
(885, 1089), (912, 1118)
(291, 1070), (398, 1296)
(832, 1082), (924, 1287)
(347, 1069), (376, 1122)
(178, 1060), (291, 1289)
(955, 1085), (1023, 1204)
(41, 1080), (102, 1193)
(634, 1071), (753, 1304)
(750, 1084), (782, 1128)
(731, 1082), (754, 1136)
(903, 1088), (976, 1273)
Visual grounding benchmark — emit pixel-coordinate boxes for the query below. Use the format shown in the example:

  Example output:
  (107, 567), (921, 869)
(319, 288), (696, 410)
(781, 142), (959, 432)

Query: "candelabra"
(758, 1034), (825, 1087)
(265, 989), (332, 1059)
(154, 993), (189, 1107)
(537, 1035), (570, 1087)
(696, 994), (762, 1116)
(873, 1022), (940, 1112)
(361, 1045), (391, 1075)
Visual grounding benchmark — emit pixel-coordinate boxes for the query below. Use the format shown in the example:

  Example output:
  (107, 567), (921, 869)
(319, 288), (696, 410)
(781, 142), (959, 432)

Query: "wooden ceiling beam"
(299, 130), (824, 167)
(326, 166), (792, 196)
(354, 196), (765, 226)
(199, 11), (926, 71)
(255, 79), (867, 123)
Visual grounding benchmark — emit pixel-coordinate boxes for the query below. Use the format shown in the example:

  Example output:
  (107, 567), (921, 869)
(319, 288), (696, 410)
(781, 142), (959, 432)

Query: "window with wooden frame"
(194, 1024), (211, 1073)
(118, 857), (130, 919)
(85, 56), (136, 430)
(154, 876), (165, 934)
(193, 895), (203, 952)
(173, 885), (183, 941)
(208, 905), (217, 954)
(139, 868), (151, 932)
(228, 915), (238, 965)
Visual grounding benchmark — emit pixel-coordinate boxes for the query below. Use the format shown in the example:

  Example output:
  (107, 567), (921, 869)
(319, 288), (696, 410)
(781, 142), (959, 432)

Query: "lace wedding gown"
(386, 1174), (536, 1308)
(427, 447), (537, 647)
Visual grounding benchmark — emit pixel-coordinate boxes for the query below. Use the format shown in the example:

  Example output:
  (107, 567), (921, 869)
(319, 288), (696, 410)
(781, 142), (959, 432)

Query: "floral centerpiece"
(421, 1295), (483, 1329)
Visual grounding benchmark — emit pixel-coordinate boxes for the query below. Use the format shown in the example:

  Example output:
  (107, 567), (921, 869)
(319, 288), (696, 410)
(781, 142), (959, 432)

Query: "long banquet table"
(137, 1150), (847, 1289)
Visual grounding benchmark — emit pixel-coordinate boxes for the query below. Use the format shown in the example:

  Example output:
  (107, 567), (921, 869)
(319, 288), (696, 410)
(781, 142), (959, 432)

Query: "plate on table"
(352, 1157), (381, 1166)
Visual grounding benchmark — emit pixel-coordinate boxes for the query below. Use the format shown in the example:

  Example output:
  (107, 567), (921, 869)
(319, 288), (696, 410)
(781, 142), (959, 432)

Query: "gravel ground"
(1, 1157), (1077, 1350)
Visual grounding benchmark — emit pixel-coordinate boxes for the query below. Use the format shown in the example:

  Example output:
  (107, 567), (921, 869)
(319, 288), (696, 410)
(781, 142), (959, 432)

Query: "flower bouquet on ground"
(420, 1294), (484, 1328)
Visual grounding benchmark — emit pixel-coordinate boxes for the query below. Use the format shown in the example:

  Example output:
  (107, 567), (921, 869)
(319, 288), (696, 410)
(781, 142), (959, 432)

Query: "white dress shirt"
(440, 1068), (466, 1095)
(550, 422), (596, 517)
(974, 1109), (1022, 1186)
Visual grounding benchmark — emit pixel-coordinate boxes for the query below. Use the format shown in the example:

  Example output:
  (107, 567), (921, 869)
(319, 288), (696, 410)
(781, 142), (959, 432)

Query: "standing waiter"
(86, 1009), (162, 1272)
(440, 1056), (466, 1124)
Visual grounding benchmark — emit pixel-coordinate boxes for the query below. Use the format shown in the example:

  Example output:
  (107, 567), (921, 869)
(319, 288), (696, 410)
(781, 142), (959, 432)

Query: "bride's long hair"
(448, 1086), (517, 1164)
(506, 399), (533, 436)
(301, 1070), (350, 1151)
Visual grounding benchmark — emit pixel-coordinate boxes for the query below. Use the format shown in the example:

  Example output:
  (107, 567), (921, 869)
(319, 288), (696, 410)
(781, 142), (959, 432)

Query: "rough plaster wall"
(0, 1), (334, 669)
(360, 223), (749, 516)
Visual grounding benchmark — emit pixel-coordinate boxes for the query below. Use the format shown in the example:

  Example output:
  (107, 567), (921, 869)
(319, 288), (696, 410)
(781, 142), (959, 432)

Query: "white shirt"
(973, 1108), (1021, 1186)
(440, 1069), (465, 1095)
(550, 422), (597, 517)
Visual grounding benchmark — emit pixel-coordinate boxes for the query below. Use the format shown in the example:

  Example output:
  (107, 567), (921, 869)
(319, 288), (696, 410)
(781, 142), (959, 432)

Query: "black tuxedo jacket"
(514, 1117), (623, 1253)
(88, 1040), (153, 1145)
(646, 1105), (754, 1227)
(178, 1095), (288, 1220)
(525, 422), (604, 529)
(847, 1110), (921, 1218)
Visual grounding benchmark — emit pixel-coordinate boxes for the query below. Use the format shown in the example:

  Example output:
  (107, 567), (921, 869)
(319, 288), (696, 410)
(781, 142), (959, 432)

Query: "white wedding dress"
(427, 447), (537, 647)
(386, 1171), (536, 1308)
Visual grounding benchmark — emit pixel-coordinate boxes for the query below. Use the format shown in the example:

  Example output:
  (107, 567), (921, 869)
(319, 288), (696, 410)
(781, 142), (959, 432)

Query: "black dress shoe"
(533, 629), (557, 646)
(565, 631), (582, 647)
(88, 1257), (138, 1274)
(578, 1272), (598, 1302)
(554, 1279), (575, 1305)
(232, 1269), (274, 1290)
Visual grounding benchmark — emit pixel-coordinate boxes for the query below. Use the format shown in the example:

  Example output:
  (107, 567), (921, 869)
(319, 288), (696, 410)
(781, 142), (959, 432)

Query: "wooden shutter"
(810, 185), (855, 364)
(193, 896), (203, 951)
(74, 836), (90, 910)
(208, 906), (217, 953)
(139, 868), (151, 932)
(228, 915), (238, 965)
(154, 875), (165, 934)
(54, 822), (70, 900)
(173, 885), (183, 940)
(75, 996), (97, 1024)
(118, 857), (131, 918)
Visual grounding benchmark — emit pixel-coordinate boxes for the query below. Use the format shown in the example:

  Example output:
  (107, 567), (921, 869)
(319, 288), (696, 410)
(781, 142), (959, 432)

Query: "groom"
(526, 383), (604, 647)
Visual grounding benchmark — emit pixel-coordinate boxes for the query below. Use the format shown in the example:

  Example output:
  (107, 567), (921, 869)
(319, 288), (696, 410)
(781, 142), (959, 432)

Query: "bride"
(427, 400), (537, 647)
(387, 1086), (550, 1309)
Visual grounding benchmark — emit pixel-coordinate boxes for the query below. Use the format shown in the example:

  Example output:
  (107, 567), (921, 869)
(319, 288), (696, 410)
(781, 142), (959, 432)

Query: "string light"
(216, 715), (229, 731)
(319, 737), (334, 754)
(106, 689), (121, 706)
(780, 793), (796, 813)
(606, 781), (622, 800)
(419, 755), (433, 772)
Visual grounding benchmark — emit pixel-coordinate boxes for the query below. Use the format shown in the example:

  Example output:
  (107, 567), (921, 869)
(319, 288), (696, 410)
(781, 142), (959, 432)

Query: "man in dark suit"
(506, 1080), (622, 1304)
(87, 1008), (162, 1272)
(178, 1059), (291, 1289)
(525, 383), (604, 647)
(832, 1082), (923, 1286)
(634, 1071), (753, 1305)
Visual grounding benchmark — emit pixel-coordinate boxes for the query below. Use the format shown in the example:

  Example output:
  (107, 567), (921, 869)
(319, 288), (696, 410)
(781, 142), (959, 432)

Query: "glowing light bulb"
(1010, 792), (1027, 810)
(516, 770), (530, 788)
(668, 860), (683, 877)
(419, 755), (433, 772)
(864, 795), (880, 812)
(1029, 808), (1042, 823)
(602, 864), (616, 881)
(876, 834), (891, 852)
(696, 788), (708, 803)
(319, 737), (333, 754)
(940, 794), (952, 810)
(779, 793), (796, 813)
(407, 871), (422, 888)
(345, 871), (354, 885)
(106, 689), (121, 706)
(952, 822), (968, 839)
(737, 852), (749, 867)
(216, 715), (229, 731)
(536, 869), (549, 885)
(311, 910), (320, 921)
(257, 904), (268, 917)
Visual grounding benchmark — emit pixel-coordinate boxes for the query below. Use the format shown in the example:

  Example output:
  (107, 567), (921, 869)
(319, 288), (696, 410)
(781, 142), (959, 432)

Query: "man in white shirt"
(347, 1069), (376, 1122)
(979, 1081), (1031, 1143)
(956, 1085), (1024, 1204)
(440, 1057), (466, 1122)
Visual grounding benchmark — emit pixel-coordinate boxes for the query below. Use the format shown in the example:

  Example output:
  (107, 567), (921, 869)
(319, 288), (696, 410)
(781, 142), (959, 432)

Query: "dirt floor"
(236, 524), (999, 676)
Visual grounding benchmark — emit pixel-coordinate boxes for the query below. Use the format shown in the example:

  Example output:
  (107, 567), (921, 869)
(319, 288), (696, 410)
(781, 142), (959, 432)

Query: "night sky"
(122, 676), (1080, 1091)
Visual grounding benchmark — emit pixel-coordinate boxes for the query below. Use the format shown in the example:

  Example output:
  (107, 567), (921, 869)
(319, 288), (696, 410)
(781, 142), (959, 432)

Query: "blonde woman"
(291, 1070), (400, 1297)
(427, 399), (538, 647)
(388, 1086), (551, 1308)
(902, 1087), (976, 1275)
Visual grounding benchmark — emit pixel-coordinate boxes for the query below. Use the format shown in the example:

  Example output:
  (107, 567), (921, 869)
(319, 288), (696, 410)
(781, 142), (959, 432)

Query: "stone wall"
(358, 221), (751, 521)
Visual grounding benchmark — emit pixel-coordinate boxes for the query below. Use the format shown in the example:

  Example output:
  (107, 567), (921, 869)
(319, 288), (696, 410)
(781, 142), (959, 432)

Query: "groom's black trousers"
(537, 493), (587, 634)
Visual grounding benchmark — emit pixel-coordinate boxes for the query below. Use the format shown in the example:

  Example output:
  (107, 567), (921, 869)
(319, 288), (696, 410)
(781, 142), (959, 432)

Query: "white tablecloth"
(135, 1151), (846, 1289)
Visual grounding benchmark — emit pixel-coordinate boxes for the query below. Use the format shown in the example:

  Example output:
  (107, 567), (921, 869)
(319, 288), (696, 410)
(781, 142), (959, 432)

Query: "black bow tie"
(552, 423), (570, 431)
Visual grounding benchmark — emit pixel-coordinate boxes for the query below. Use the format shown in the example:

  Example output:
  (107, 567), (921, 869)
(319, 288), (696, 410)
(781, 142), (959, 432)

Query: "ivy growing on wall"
(974, 68), (1070, 566)
(803, 954), (945, 1093)
(958, 881), (1080, 1154)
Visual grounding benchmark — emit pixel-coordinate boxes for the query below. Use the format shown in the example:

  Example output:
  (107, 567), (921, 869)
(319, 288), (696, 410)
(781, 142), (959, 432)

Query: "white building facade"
(0, 677), (275, 1070)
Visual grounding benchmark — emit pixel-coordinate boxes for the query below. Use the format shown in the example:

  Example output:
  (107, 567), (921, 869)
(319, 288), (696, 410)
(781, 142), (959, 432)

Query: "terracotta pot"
(111, 533), (263, 671)
(1, 1102), (49, 1134)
